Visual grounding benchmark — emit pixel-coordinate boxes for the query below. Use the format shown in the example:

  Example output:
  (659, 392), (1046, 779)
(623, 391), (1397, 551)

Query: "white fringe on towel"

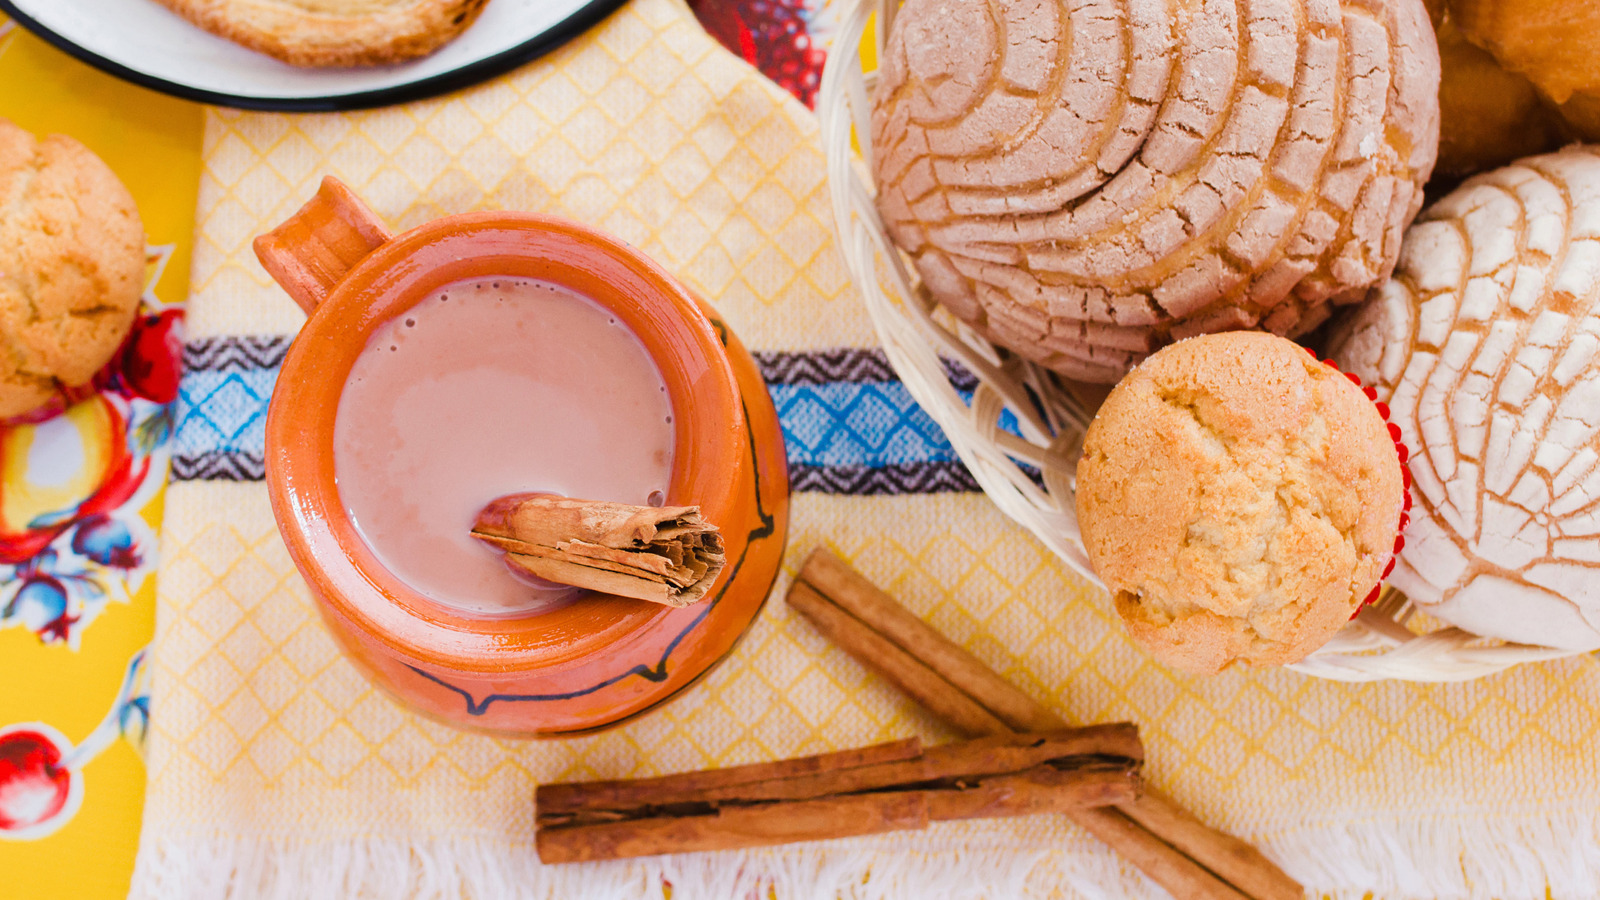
(1276, 807), (1600, 900)
(128, 808), (1600, 900)
(127, 835), (1151, 900)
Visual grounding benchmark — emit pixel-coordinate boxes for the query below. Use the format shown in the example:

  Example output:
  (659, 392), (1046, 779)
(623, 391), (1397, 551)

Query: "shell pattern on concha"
(871, 0), (1441, 382)
(1332, 146), (1600, 651)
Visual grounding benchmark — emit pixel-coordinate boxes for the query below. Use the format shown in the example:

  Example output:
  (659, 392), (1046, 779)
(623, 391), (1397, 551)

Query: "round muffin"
(870, 0), (1440, 383)
(1331, 146), (1600, 651)
(1076, 332), (1405, 674)
(0, 119), (144, 420)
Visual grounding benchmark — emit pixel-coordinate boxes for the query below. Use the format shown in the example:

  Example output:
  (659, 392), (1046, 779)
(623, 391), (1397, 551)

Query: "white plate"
(1, 0), (624, 110)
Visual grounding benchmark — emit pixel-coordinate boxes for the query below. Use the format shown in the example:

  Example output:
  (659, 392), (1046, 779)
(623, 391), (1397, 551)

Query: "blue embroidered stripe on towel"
(173, 338), (987, 495)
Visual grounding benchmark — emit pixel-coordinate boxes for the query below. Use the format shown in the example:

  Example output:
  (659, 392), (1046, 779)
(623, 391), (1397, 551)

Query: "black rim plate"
(0, 0), (629, 112)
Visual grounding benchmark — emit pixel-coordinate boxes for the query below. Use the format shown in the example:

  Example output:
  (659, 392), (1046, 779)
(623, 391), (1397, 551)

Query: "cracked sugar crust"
(1076, 332), (1404, 674)
(870, 0), (1441, 383)
(0, 119), (144, 419)
(1330, 145), (1600, 651)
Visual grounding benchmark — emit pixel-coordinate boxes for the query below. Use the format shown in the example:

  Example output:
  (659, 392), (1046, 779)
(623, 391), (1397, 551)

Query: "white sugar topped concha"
(1331, 145), (1600, 650)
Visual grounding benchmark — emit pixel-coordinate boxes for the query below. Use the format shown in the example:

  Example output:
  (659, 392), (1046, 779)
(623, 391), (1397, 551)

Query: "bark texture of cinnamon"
(535, 729), (1142, 863)
(472, 493), (724, 607)
(789, 548), (1305, 900)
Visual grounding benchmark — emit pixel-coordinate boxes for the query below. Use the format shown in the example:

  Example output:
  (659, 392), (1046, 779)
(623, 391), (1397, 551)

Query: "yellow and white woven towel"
(133, 1), (1600, 897)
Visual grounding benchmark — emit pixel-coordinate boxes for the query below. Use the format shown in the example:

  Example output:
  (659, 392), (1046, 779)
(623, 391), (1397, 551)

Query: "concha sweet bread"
(152, 0), (490, 68)
(1331, 145), (1600, 650)
(870, 0), (1441, 382)
(0, 119), (144, 420)
(1076, 332), (1405, 674)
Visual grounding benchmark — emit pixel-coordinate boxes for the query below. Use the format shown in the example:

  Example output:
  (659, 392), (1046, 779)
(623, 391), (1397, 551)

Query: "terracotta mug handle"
(254, 176), (393, 315)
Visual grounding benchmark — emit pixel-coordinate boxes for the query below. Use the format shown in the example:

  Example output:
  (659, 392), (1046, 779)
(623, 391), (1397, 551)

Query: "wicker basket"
(817, 0), (1584, 682)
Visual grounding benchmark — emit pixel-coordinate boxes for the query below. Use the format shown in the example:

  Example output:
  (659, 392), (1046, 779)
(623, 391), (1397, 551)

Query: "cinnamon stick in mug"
(472, 493), (724, 607)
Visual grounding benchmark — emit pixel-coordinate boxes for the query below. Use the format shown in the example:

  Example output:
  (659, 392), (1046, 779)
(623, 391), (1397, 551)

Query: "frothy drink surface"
(333, 278), (675, 614)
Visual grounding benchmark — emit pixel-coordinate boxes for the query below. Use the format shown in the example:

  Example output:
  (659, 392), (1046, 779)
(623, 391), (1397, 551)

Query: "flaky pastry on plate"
(152, 0), (491, 67)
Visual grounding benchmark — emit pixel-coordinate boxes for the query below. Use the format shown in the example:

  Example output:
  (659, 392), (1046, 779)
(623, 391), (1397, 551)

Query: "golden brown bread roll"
(153, 0), (491, 68)
(1552, 92), (1600, 143)
(1433, 14), (1564, 178)
(1449, 0), (1600, 141)
(1331, 146), (1600, 651)
(1076, 332), (1405, 674)
(1449, 0), (1600, 107)
(870, 0), (1441, 383)
(0, 119), (144, 420)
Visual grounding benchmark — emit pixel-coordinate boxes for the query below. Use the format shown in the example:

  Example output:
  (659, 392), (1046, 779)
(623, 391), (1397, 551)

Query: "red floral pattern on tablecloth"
(0, 247), (181, 652)
(690, 0), (832, 108)
(0, 247), (173, 840)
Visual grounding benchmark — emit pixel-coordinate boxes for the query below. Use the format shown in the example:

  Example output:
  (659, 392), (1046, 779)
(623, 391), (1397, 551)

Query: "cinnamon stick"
(1069, 805), (1251, 900)
(923, 766), (1140, 821)
(789, 549), (1304, 900)
(788, 581), (1010, 736)
(1119, 792), (1303, 900)
(540, 727), (1141, 827)
(537, 760), (1146, 864)
(799, 549), (1065, 732)
(677, 728), (1140, 808)
(536, 737), (923, 817)
(472, 493), (724, 606)
(537, 792), (931, 863)
(536, 733), (1141, 863)
(537, 764), (1139, 862)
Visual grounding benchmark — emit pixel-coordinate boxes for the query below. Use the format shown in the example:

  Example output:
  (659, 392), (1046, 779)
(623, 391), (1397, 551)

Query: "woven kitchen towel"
(132, 1), (1600, 898)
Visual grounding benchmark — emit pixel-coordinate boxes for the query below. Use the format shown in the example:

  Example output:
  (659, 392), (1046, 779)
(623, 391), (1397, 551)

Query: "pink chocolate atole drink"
(333, 278), (675, 614)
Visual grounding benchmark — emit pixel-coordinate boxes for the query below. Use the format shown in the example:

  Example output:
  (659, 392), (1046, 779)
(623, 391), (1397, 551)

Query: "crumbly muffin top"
(0, 118), (144, 419)
(1076, 331), (1404, 674)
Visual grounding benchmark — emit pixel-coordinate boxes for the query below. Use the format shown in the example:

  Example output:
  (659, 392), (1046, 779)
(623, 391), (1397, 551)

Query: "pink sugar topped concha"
(869, 0), (1441, 383)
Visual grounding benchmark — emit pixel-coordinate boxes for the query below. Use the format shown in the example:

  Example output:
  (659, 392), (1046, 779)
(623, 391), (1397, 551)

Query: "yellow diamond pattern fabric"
(133, 1), (1600, 898)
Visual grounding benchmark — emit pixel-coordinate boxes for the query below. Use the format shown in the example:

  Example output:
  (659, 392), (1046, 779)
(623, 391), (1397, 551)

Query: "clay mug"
(254, 177), (788, 737)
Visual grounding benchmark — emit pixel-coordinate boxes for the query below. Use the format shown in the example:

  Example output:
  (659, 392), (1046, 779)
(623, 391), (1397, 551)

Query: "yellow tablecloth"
(0, 17), (203, 899)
